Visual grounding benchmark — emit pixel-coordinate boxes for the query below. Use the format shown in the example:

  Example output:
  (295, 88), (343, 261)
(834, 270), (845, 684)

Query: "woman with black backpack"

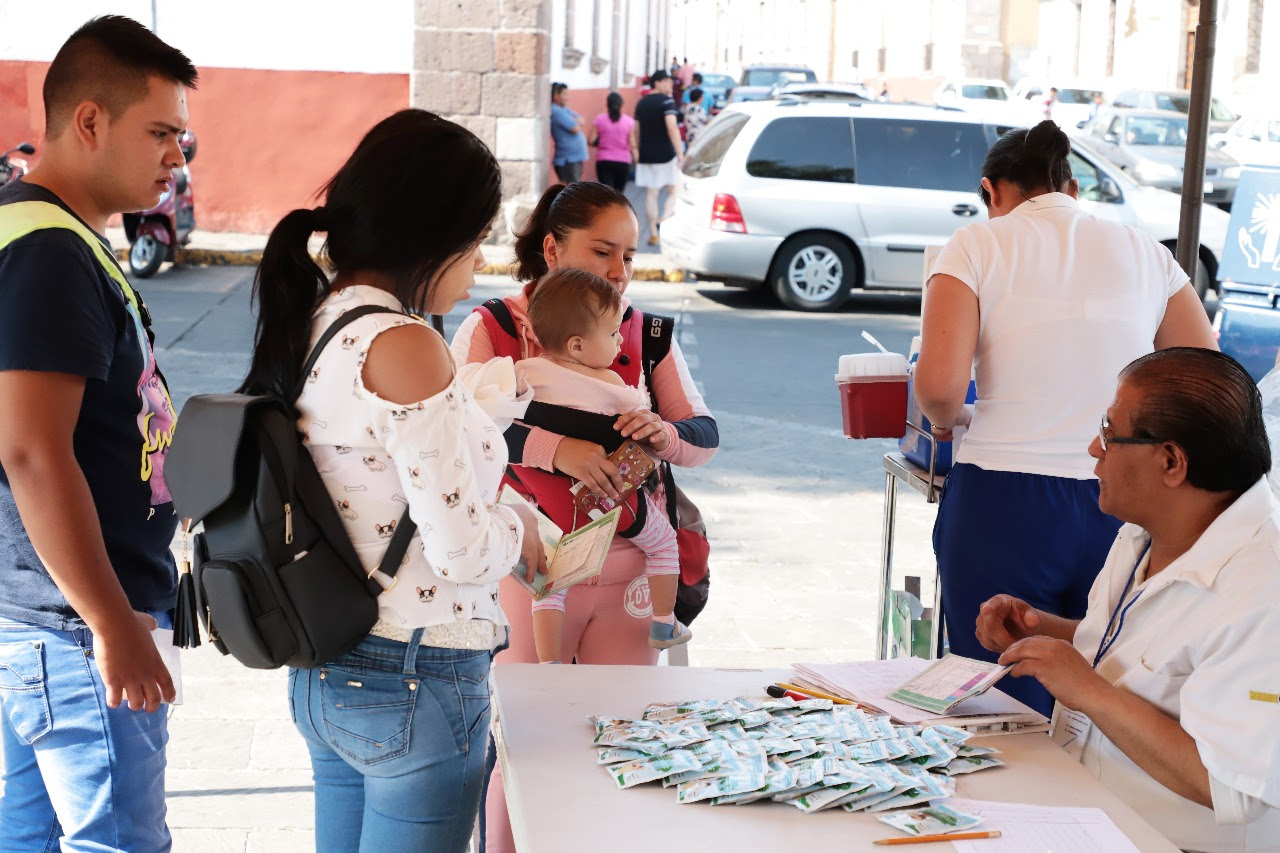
(239, 109), (545, 853)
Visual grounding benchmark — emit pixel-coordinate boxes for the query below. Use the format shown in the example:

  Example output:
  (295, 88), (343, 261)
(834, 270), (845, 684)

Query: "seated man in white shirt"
(977, 347), (1280, 852)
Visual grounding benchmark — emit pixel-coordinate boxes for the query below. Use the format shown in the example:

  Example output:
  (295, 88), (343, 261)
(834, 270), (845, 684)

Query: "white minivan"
(660, 98), (1229, 310)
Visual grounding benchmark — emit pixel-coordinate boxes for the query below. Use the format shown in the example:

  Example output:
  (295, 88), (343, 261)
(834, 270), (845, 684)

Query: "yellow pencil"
(873, 830), (1002, 845)
(775, 681), (855, 706)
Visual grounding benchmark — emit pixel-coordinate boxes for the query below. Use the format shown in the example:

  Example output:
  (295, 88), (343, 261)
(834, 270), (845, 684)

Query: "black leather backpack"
(166, 306), (415, 669)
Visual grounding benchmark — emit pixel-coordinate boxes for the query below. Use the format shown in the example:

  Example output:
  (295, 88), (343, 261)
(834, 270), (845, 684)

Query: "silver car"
(1085, 107), (1241, 207)
(659, 99), (1230, 311)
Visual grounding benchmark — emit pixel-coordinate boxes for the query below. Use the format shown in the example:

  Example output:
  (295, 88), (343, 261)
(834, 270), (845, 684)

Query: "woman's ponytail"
(239, 207), (330, 398)
(512, 183), (567, 282)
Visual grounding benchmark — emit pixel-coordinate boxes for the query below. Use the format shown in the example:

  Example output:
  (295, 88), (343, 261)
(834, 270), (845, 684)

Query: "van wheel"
(769, 234), (856, 311)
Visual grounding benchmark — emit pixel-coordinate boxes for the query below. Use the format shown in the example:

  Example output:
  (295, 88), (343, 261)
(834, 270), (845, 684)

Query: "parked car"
(1210, 115), (1280, 168)
(1111, 88), (1239, 135)
(1011, 79), (1106, 129)
(1084, 106), (1241, 208)
(772, 82), (871, 101)
(659, 99), (1229, 310)
(729, 64), (817, 104)
(1212, 167), (1280, 381)
(933, 78), (1029, 125)
(696, 72), (736, 113)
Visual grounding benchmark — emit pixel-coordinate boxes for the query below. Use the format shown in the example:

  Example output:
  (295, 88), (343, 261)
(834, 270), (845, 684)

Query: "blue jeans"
(933, 463), (1121, 716)
(0, 613), (172, 853)
(289, 631), (493, 853)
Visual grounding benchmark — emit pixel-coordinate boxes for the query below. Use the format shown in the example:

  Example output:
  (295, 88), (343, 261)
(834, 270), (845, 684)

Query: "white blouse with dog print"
(296, 286), (523, 647)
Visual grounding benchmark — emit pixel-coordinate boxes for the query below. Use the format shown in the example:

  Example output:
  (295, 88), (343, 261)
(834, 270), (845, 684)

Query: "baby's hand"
(615, 409), (670, 451)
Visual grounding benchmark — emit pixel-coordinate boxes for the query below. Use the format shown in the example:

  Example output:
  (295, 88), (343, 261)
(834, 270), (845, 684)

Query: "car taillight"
(710, 193), (747, 233)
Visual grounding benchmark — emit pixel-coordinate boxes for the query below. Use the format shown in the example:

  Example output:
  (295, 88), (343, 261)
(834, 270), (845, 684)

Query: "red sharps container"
(835, 352), (909, 439)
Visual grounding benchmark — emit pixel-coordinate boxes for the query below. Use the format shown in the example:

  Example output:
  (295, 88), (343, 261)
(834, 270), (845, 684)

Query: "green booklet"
(887, 654), (1013, 716)
(499, 486), (621, 600)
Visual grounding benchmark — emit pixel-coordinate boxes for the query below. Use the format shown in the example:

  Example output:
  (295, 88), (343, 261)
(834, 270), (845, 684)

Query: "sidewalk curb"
(113, 247), (687, 282)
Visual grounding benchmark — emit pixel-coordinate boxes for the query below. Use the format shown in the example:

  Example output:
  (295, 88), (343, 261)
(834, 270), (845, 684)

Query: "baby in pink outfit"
(519, 268), (691, 662)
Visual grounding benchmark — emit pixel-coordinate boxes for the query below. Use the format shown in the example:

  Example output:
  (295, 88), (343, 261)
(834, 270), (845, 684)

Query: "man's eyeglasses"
(1098, 415), (1165, 452)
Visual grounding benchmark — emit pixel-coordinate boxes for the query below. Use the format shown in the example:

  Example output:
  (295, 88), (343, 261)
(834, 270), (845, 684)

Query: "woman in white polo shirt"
(914, 119), (1216, 716)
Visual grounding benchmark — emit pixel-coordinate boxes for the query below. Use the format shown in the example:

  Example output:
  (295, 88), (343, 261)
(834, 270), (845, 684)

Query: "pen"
(765, 684), (811, 702)
(774, 681), (856, 706)
(873, 830), (1002, 845)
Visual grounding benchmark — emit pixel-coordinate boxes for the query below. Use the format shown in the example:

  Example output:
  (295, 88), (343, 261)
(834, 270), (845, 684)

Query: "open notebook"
(499, 486), (621, 600)
(793, 656), (1049, 734)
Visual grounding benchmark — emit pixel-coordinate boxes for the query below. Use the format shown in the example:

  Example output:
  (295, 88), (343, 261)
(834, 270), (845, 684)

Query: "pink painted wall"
(0, 60), (408, 233)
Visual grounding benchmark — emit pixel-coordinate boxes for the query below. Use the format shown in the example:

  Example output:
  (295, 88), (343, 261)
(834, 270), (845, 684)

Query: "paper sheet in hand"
(499, 486), (620, 599)
(792, 658), (1046, 728)
(888, 654), (1011, 715)
(945, 798), (1140, 852)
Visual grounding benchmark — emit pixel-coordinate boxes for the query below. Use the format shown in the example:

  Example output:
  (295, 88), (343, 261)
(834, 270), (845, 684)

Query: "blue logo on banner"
(1219, 166), (1280, 286)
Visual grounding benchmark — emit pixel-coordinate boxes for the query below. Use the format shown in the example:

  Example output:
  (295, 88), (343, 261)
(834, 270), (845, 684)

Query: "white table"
(491, 664), (1178, 852)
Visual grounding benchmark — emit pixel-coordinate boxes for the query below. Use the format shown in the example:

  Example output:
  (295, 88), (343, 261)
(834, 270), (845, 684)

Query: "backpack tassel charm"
(173, 519), (202, 649)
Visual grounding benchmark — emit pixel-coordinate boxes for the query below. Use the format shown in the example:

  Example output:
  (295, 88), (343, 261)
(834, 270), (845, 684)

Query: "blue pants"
(0, 613), (172, 853)
(933, 463), (1121, 717)
(289, 633), (494, 853)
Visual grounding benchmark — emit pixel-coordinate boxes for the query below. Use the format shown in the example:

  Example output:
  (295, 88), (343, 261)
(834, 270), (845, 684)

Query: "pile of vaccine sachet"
(592, 695), (1003, 812)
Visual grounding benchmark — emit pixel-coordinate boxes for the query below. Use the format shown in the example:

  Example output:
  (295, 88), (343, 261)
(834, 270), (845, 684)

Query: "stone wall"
(413, 0), (552, 238)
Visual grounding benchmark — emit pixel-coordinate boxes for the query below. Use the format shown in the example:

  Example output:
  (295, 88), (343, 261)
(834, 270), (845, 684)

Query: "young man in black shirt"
(630, 69), (685, 246)
(0, 16), (196, 851)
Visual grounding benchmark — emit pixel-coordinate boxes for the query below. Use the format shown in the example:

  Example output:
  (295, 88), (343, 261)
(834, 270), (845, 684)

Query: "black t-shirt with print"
(0, 180), (178, 629)
(635, 92), (679, 164)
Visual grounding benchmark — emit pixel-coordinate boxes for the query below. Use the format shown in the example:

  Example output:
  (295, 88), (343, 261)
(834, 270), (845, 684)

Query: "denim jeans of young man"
(290, 631), (493, 853)
(0, 612), (172, 853)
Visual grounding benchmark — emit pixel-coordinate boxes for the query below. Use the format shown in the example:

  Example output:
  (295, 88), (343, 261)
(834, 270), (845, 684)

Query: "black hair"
(688, 87), (704, 104)
(240, 109), (501, 399)
(551, 82), (568, 100)
(1120, 348), (1272, 495)
(512, 181), (635, 282)
(606, 91), (623, 122)
(978, 120), (1073, 206)
(43, 15), (198, 136)
(692, 73), (703, 84)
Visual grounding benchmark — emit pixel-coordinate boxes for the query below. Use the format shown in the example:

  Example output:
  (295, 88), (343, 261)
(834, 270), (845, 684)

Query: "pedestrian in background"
(591, 91), (635, 192)
(631, 69), (684, 246)
(1043, 86), (1059, 120)
(241, 109), (544, 853)
(913, 120), (1217, 716)
(682, 72), (704, 105)
(0, 16), (196, 851)
(550, 82), (588, 183)
(683, 87), (709, 146)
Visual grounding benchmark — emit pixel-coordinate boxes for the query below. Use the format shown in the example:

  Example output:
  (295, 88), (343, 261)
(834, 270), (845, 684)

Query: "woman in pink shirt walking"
(590, 91), (636, 191)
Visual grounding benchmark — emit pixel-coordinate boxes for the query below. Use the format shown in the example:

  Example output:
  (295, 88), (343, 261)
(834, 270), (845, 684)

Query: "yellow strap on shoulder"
(0, 200), (140, 312)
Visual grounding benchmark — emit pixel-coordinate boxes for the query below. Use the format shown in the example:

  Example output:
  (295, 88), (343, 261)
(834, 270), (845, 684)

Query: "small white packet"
(877, 803), (983, 836)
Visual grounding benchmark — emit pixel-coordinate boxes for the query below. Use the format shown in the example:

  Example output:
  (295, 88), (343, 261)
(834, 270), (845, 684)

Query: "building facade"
(0, 0), (667, 233)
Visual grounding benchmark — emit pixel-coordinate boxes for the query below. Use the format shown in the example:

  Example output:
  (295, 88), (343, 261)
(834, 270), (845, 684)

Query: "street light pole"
(1176, 0), (1218, 282)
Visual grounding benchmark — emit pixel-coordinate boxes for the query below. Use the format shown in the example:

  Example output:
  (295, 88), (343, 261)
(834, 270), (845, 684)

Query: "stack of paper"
(792, 657), (1048, 732)
(945, 798), (1140, 852)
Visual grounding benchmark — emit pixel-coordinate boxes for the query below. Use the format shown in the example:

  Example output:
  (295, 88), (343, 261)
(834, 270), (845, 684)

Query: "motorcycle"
(0, 142), (36, 187)
(125, 130), (197, 278)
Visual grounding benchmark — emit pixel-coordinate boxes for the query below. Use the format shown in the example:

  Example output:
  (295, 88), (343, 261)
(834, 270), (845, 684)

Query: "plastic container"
(835, 352), (909, 439)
